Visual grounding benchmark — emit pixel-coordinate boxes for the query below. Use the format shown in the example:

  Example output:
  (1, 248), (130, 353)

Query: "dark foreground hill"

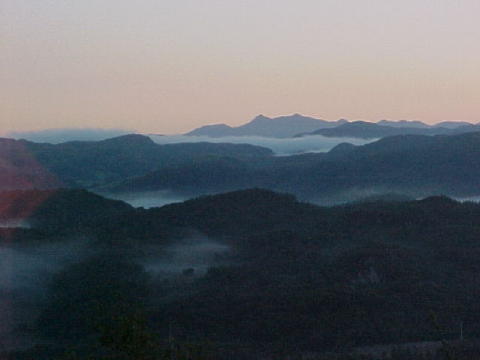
(108, 132), (480, 202)
(3, 188), (480, 358)
(0, 188), (132, 233)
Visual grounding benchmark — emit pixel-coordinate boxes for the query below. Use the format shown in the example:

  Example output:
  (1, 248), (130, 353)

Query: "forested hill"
(3, 132), (480, 204)
(3, 188), (480, 358)
(107, 132), (480, 202)
(0, 134), (273, 190)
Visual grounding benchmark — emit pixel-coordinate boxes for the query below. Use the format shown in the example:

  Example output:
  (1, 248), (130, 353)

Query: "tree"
(37, 254), (149, 342)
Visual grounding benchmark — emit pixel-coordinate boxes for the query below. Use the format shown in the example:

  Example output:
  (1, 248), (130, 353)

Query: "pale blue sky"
(2, 0), (479, 133)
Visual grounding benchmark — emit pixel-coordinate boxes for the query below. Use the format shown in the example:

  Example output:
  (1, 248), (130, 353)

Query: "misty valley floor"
(1, 188), (480, 359)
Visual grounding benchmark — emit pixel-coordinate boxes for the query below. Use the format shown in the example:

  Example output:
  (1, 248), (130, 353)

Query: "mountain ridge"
(0, 134), (273, 191)
(186, 114), (347, 138)
(105, 131), (480, 202)
(299, 120), (480, 139)
(186, 114), (477, 138)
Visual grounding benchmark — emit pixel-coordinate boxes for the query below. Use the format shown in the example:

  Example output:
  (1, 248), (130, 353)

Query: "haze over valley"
(2, 186), (480, 358)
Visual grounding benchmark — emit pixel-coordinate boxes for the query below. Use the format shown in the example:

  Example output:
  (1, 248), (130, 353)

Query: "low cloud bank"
(144, 236), (231, 277)
(99, 190), (187, 209)
(455, 195), (480, 203)
(150, 134), (373, 155)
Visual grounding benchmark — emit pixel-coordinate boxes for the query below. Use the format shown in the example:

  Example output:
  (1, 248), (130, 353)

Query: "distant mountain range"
(186, 114), (478, 139)
(300, 121), (480, 139)
(7, 128), (132, 144)
(301, 121), (480, 139)
(186, 114), (348, 138)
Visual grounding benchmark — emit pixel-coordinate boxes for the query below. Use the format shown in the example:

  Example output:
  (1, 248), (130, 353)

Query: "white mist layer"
(0, 239), (97, 350)
(455, 196), (480, 203)
(0, 239), (97, 292)
(0, 219), (31, 229)
(99, 190), (187, 209)
(144, 237), (230, 277)
(149, 134), (374, 155)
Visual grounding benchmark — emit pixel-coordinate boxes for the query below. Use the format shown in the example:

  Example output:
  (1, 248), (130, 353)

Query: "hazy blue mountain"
(303, 121), (456, 139)
(186, 114), (348, 138)
(183, 123), (236, 137)
(449, 123), (480, 134)
(7, 128), (132, 144)
(434, 120), (476, 128)
(188, 114), (476, 140)
(377, 119), (429, 128)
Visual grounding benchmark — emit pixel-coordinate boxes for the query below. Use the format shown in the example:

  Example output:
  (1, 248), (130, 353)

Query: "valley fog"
(97, 190), (188, 209)
(150, 134), (373, 155)
(456, 195), (480, 202)
(0, 225), (230, 352)
(143, 236), (231, 277)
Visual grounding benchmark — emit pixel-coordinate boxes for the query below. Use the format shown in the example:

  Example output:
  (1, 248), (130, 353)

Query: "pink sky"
(1, 0), (479, 134)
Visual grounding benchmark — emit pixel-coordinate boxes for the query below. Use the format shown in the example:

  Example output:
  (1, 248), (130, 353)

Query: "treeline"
(3, 189), (480, 358)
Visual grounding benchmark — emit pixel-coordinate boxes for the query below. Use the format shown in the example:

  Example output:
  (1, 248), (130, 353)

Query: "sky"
(1, 0), (480, 134)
